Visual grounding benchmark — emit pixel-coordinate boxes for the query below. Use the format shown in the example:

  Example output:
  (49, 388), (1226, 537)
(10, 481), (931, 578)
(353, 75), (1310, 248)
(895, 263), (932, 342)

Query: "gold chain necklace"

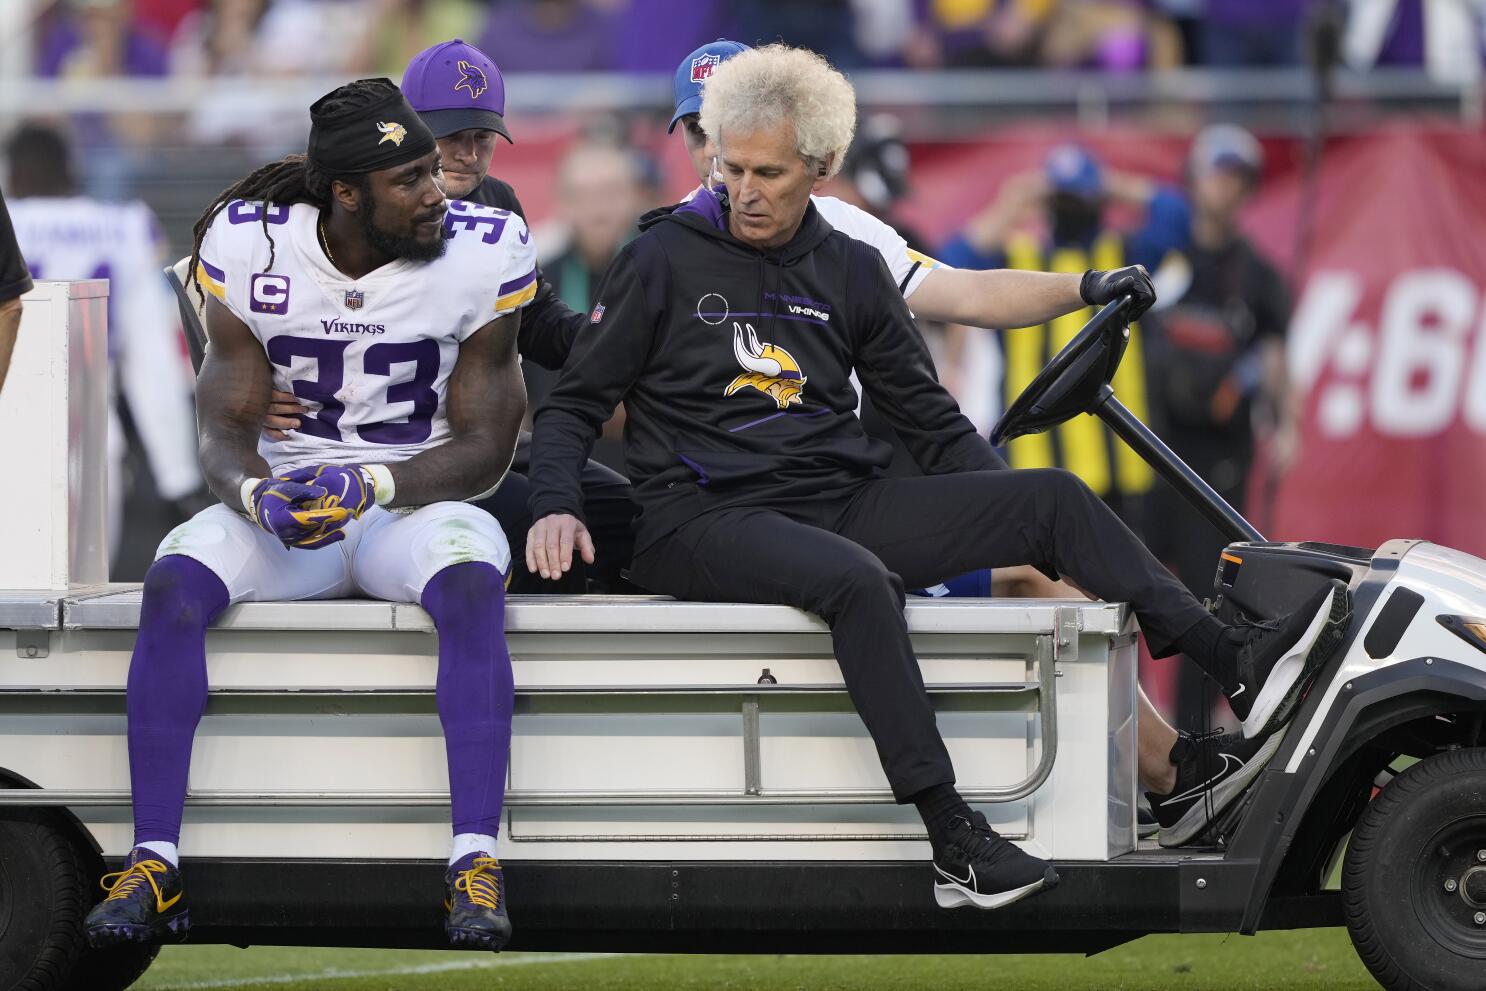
(318, 218), (337, 267)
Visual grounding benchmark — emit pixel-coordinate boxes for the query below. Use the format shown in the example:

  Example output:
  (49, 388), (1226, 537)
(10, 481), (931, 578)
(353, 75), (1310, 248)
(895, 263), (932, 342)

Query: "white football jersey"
(809, 194), (947, 298)
(196, 198), (535, 472)
(9, 195), (202, 501)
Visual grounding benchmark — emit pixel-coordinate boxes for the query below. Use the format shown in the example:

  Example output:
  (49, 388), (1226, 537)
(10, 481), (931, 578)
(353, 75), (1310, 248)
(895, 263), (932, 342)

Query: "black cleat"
(445, 854), (511, 951)
(932, 811), (1059, 910)
(1229, 579), (1351, 739)
(1149, 727), (1284, 847)
(84, 848), (190, 947)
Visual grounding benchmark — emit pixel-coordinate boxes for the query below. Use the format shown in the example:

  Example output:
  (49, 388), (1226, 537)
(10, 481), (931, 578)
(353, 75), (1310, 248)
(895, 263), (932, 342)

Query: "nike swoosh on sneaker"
(935, 863), (977, 889)
(1154, 752), (1244, 809)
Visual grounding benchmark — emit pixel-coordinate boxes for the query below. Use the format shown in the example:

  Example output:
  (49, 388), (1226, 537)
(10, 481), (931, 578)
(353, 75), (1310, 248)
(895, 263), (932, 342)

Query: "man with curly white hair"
(527, 44), (1351, 913)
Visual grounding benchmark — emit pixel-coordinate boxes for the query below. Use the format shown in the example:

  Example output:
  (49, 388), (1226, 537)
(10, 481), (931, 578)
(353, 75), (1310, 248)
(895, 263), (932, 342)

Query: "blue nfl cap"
(1045, 144), (1103, 200)
(669, 39), (750, 133)
(402, 39), (512, 143)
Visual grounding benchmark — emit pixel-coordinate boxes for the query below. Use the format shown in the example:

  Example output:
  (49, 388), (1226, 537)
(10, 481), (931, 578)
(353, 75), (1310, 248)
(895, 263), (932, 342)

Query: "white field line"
(147, 951), (620, 990)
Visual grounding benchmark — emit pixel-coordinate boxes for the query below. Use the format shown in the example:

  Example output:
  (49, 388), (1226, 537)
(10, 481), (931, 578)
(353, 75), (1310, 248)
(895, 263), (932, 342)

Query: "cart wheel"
(1344, 747), (1486, 991)
(0, 810), (87, 991)
(61, 842), (159, 991)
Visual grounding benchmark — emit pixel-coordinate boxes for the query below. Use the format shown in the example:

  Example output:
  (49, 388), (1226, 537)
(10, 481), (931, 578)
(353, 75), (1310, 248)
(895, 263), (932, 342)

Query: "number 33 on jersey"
(195, 198), (537, 473)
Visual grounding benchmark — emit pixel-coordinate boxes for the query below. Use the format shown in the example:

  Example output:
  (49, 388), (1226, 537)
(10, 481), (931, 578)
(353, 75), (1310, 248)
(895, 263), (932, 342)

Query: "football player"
(82, 78), (531, 952)
(264, 39), (636, 593)
(7, 122), (204, 565)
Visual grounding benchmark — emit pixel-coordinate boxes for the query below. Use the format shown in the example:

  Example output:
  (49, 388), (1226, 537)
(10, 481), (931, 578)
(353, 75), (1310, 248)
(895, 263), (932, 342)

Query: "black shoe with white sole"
(1228, 579), (1351, 739)
(932, 811), (1059, 910)
(1148, 727), (1285, 848)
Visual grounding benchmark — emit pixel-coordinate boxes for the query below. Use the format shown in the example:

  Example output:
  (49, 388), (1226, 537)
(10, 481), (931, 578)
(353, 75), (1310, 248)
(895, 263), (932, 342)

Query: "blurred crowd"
(21, 0), (1482, 79)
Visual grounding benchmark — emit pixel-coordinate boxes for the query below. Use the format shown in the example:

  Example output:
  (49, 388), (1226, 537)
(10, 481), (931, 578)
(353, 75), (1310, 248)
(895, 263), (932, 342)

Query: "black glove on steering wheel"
(1080, 265), (1155, 320)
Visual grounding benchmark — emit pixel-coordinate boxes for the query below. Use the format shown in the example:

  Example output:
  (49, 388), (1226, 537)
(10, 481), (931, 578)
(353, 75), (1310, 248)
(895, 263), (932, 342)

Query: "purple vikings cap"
(669, 39), (750, 133)
(402, 39), (512, 143)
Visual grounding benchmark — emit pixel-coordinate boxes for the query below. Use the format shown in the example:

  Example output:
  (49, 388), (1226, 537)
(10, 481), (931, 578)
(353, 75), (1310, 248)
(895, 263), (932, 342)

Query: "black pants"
(475, 434), (638, 593)
(629, 468), (1213, 801)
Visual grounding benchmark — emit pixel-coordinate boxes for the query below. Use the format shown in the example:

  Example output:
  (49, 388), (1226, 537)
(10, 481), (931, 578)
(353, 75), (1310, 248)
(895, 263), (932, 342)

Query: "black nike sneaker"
(932, 811), (1059, 910)
(1148, 727), (1285, 848)
(1228, 579), (1351, 739)
(445, 854), (511, 950)
(84, 848), (190, 946)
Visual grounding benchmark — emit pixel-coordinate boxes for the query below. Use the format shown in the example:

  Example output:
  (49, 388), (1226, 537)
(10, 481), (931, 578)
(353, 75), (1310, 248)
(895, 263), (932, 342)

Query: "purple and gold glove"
(245, 476), (348, 548)
(277, 464), (379, 548)
(244, 464), (380, 549)
(281, 465), (376, 517)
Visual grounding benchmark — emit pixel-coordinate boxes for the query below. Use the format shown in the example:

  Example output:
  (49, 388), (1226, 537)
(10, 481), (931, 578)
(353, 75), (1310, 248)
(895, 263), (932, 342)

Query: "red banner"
(1249, 126), (1486, 557)
(895, 124), (1486, 559)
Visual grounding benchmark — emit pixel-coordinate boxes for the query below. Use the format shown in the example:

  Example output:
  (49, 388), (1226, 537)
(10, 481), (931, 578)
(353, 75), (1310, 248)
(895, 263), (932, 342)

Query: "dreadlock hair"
(187, 78), (393, 303)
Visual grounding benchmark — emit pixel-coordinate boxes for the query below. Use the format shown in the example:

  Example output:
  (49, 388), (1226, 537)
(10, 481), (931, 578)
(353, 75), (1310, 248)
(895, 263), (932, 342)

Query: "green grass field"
(132, 928), (1380, 991)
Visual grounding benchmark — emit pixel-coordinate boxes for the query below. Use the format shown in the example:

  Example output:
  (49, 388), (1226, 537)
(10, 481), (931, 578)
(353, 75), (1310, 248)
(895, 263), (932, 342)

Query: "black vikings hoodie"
(527, 188), (1000, 554)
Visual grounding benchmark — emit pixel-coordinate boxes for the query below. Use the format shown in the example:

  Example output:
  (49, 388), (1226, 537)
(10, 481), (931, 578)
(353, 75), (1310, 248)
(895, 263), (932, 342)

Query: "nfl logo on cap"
(345, 289), (364, 311)
(691, 53), (720, 83)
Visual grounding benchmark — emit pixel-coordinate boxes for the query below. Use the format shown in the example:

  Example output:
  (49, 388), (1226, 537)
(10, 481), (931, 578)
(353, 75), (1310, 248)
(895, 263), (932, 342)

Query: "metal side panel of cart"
(0, 591), (1137, 866)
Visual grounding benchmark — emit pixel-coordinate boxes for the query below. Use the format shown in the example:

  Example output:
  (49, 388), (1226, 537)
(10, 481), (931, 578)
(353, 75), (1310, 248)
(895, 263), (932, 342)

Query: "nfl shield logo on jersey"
(344, 289), (364, 311)
(590, 303), (605, 324)
(691, 53), (720, 83)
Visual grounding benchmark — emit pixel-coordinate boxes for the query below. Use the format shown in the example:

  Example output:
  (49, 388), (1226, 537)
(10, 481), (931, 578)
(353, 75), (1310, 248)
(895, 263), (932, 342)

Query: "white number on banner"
(1370, 269), (1476, 437)
(1466, 306), (1486, 433)
(1290, 268), (1486, 438)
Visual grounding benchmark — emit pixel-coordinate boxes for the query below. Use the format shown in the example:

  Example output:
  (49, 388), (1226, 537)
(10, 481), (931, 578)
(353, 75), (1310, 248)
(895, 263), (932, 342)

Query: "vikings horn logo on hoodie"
(725, 322), (807, 409)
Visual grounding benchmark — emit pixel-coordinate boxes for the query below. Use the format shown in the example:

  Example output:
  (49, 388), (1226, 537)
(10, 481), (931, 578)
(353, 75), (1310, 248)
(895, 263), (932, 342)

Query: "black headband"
(307, 79), (437, 175)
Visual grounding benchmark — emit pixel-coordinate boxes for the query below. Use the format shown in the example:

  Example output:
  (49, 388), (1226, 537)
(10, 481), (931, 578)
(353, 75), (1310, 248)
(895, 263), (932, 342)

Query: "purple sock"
(421, 562), (513, 837)
(128, 555), (229, 847)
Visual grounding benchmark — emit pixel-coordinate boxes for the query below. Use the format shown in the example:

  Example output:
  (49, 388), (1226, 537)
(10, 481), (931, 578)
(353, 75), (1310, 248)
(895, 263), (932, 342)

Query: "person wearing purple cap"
(83, 78), (532, 953)
(262, 39), (638, 594)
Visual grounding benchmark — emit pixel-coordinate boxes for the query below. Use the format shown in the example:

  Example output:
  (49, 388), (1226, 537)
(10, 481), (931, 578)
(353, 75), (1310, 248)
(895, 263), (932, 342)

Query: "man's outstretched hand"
(527, 513), (596, 580)
(1080, 265), (1156, 320)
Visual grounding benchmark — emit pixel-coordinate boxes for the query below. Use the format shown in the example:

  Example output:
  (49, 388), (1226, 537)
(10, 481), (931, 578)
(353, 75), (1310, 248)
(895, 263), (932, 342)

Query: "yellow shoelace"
(454, 856), (502, 910)
(100, 859), (178, 911)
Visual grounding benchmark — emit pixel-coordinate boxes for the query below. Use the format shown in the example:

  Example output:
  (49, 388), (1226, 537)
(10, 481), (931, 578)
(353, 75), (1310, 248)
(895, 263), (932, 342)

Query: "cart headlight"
(1437, 615), (1486, 655)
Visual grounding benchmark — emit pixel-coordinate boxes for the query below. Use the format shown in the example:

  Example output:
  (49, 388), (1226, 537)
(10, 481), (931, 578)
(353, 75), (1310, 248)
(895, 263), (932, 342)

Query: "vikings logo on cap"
(376, 121), (408, 147)
(454, 60), (488, 101)
(725, 323), (807, 409)
(691, 52), (721, 84)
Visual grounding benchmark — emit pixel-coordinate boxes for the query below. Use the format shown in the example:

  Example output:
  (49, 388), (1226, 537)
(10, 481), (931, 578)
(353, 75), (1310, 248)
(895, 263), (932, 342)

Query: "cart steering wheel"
(989, 296), (1135, 447)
